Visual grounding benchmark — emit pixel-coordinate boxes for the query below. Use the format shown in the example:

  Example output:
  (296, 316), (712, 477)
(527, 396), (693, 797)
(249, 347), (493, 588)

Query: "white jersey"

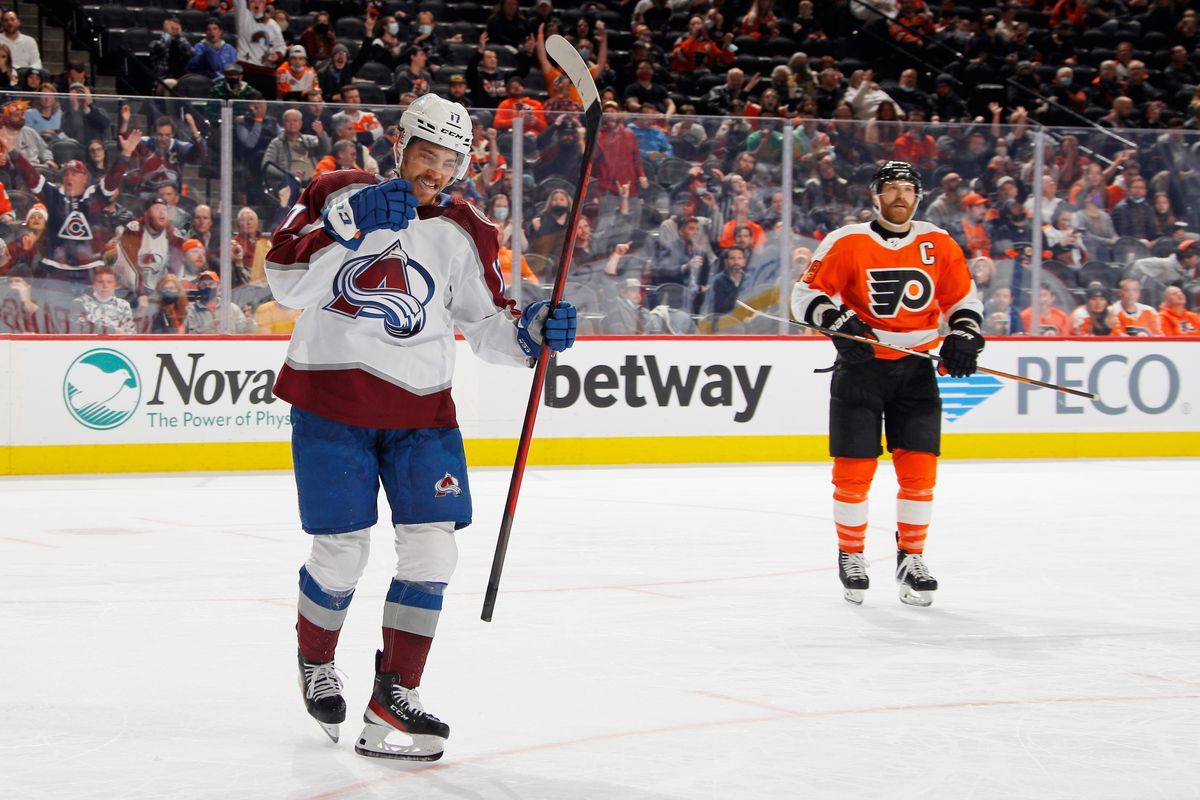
(234, 0), (285, 67)
(266, 170), (527, 429)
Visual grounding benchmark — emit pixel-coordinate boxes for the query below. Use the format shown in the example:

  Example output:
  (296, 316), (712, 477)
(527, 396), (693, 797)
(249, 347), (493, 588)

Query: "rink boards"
(0, 335), (1197, 475)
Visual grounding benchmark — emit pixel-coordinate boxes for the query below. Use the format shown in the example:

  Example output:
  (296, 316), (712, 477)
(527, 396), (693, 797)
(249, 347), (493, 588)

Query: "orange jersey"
(793, 221), (981, 359)
(1112, 303), (1163, 336)
(1020, 305), (1072, 336)
(543, 64), (602, 108)
(276, 64), (318, 97)
(1158, 305), (1200, 336)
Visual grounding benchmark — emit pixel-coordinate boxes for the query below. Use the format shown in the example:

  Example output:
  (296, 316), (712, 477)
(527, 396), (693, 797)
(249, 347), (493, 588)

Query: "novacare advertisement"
(1, 336), (1197, 474)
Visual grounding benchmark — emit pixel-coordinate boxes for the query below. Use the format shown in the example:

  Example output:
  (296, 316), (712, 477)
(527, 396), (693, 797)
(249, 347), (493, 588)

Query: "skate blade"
(897, 586), (934, 607)
(317, 721), (340, 743)
(843, 588), (865, 605)
(354, 723), (444, 762)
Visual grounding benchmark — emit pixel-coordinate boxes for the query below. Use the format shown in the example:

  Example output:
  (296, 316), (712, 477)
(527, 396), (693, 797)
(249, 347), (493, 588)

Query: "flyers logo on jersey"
(866, 268), (934, 318)
(434, 472), (462, 497)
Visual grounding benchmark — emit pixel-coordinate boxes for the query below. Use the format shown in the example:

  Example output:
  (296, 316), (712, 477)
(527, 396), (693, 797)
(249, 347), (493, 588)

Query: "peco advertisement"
(0, 336), (1197, 472)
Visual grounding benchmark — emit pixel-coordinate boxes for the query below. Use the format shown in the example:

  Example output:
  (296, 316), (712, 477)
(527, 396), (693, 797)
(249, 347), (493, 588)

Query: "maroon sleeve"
(266, 169), (377, 271)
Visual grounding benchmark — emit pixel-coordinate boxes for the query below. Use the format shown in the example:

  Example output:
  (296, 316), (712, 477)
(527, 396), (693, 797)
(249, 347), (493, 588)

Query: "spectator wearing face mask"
(234, 0), (286, 76)
(185, 269), (256, 333)
(298, 12), (336, 66)
(207, 63), (257, 125)
(143, 271), (190, 333)
(1110, 176), (1157, 244)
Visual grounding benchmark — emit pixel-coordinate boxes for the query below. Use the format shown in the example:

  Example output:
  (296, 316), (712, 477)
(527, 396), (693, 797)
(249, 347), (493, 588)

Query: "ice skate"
(896, 550), (938, 607)
(838, 551), (870, 605)
(297, 651), (346, 743)
(355, 653), (449, 761)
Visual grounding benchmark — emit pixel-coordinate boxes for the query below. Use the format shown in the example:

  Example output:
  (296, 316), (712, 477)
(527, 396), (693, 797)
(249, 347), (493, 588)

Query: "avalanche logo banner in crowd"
(0, 337), (1196, 475)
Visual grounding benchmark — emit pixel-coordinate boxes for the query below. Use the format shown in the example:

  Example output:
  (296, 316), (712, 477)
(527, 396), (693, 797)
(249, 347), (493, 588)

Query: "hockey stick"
(482, 36), (602, 622)
(735, 301), (1098, 400)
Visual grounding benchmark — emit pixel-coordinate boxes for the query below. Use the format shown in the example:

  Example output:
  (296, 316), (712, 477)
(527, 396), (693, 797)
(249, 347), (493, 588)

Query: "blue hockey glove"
(517, 300), (577, 357)
(938, 320), (985, 378)
(323, 179), (419, 249)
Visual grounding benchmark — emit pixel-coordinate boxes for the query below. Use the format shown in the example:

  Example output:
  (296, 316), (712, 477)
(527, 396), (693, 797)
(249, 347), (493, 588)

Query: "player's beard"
(877, 197), (915, 231)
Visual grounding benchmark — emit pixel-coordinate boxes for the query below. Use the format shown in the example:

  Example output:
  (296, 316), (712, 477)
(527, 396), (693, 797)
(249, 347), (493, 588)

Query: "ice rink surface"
(3, 459), (1199, 800)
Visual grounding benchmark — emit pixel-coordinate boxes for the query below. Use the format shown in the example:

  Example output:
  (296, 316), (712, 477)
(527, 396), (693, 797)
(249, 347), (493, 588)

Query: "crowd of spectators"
(4, 0), (1200, 336)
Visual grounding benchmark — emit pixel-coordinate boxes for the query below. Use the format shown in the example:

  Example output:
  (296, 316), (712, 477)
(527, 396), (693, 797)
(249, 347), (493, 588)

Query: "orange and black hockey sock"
(893, 449), (937, 554)
(832, 457), (878, 553)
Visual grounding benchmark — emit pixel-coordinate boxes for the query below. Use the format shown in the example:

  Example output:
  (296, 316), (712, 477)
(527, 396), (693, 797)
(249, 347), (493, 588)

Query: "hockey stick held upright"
(482, 37), (602, 622)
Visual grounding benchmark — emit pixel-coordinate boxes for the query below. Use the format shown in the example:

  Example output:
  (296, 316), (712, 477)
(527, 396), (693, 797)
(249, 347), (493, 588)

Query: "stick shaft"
(735, 302), (1096, 400)
(482, 37), (602, 621)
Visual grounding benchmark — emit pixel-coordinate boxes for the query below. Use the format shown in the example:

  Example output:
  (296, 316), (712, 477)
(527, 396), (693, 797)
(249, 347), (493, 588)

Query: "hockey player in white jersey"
(266, 93), (577, 761)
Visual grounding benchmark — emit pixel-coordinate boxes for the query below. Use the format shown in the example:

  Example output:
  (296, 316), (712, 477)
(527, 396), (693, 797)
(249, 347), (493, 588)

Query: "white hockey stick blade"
(544, 34), (600, 111)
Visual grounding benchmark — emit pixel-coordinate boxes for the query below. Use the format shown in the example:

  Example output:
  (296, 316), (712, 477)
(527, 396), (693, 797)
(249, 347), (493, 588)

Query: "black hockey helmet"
(870, 161), (922, 196)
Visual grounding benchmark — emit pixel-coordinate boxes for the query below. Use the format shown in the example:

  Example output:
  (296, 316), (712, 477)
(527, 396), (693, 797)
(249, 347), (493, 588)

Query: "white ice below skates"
(354, 708), (446, 761)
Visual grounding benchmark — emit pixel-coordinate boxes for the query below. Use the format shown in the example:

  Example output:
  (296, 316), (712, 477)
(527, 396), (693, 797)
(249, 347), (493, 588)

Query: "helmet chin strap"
(872, 194), (918, 232)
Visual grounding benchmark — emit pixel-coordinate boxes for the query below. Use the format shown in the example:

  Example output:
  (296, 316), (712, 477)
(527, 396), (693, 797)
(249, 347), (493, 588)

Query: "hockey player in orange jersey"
(791, 161), (984, 607)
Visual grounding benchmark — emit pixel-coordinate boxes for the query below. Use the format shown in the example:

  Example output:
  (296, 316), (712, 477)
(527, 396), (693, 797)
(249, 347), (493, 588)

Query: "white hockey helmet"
(395, 93), (473, 182)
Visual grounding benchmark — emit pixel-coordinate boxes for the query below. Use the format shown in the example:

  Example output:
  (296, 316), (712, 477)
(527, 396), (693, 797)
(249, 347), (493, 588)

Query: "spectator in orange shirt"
(493, 76), (547, 134)
(1159, 285), (1200, 335)
(890, 109), (936, 172)
(276, 45), (317, 101)
(311, 139), (361, 175)
(1020, 285), (1072, 336)
(670, 16), (735, 76)
(1112, 277), (1163, 336)
(958, 193), (992, 258)
(717, 194), (765, 248)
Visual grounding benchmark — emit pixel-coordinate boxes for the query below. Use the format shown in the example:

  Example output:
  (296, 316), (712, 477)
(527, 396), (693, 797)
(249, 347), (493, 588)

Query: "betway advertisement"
(0, 337), (1196, 454)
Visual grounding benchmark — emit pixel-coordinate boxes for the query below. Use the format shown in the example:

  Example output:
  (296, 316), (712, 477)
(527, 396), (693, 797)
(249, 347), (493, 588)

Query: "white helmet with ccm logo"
(395, 93), (473, 181)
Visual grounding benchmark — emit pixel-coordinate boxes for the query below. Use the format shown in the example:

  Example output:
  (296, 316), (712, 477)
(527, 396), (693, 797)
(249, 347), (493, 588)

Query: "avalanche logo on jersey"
(59, 208), (94, 241)
(434, 472), (462, 497)
(866, 268), (934, 318)
(325, 243), (434, 339)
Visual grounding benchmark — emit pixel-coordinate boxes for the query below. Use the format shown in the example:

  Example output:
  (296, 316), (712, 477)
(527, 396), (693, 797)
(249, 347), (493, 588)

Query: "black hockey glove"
(819, 304), (876, 364)
(939, 320), (985, 378)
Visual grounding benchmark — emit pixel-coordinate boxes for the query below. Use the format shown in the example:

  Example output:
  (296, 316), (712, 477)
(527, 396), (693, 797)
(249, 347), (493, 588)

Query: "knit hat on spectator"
(962, 192), (988, 206)
(331, 43), (349, 56)
(25, 203), (47, 222)
(1085, 282), (1108, 299)
(996, 176), (1016, 188)
(182, 239), (205, 254)
(4, 99), (28, 113)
